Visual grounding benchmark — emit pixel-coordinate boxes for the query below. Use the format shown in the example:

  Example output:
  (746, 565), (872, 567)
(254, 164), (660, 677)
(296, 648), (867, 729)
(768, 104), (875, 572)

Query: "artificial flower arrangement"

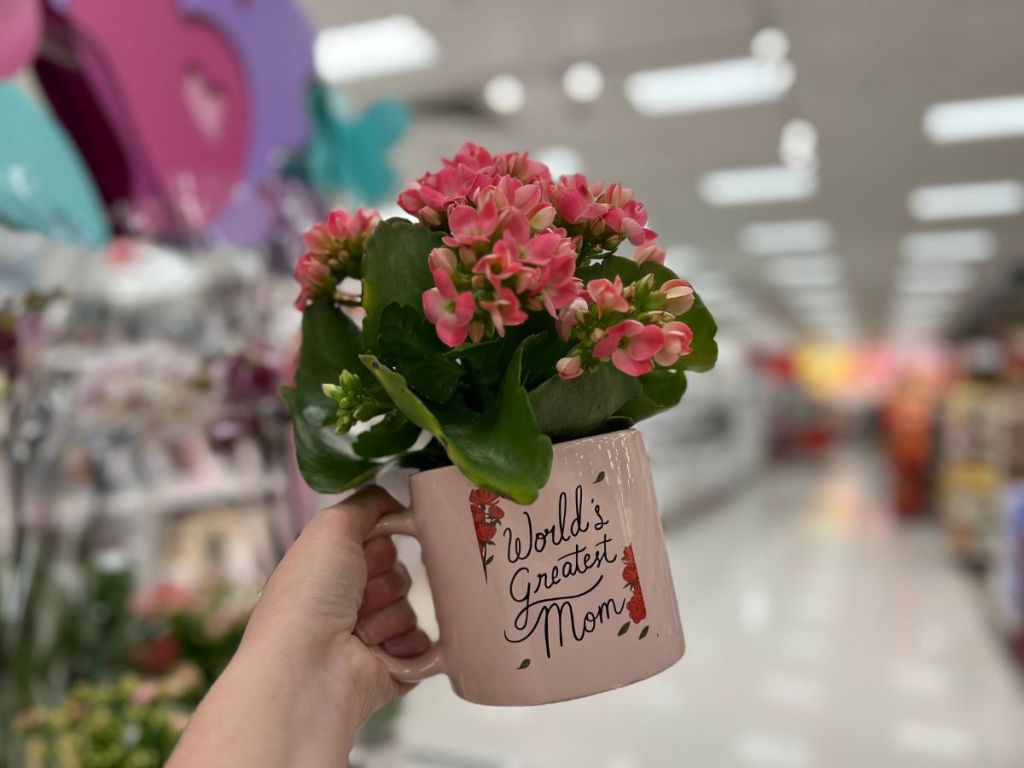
(284, 143), (717, 504)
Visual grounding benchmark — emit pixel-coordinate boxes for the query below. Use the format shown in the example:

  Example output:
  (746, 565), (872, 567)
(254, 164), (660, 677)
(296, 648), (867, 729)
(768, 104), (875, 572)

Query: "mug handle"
(364, 509), (447, 683)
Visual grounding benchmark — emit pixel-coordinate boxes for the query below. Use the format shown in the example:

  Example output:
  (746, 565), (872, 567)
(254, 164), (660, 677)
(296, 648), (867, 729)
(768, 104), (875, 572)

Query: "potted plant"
(283, 143), (716, 504)
(282, 144), (717, 704)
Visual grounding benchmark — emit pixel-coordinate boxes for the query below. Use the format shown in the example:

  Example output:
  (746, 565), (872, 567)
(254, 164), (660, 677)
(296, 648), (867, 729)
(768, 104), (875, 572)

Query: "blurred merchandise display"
(938, 341), (1005, 566)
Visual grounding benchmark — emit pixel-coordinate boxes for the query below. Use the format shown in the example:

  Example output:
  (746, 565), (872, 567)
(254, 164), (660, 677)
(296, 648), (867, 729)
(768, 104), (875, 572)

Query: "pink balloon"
(40, 0), (250, 236)
(0, 0), (43, 78)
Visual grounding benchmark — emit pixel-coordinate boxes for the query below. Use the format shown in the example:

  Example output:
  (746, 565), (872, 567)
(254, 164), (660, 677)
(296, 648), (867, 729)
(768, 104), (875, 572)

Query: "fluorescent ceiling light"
(314, 16), (439, 84)
(534, 146), (584, 178)
(740, 220), (834, 255)
(900, 229), (996, 263)
(924, 95), (1024, 143)
(900, 261), (974, 283)
(765, 254), (841, 287)
(908, 180), (1024, 221)
(898, 270), (974, 295)
(787, 289), (848, 309)
(624, 57), (794, 117)
(562, 62), (604, 104)
(483, 74), (526, 114)
(701, 166), (817, 207)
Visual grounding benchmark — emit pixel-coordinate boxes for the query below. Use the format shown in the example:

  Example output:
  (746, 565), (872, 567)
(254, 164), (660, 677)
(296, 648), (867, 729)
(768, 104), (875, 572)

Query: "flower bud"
(556, 355), (584, 380)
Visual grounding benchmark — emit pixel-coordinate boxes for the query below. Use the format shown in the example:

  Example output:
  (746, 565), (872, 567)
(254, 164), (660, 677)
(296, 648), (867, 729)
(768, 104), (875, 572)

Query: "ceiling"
(299, 0), (1024, 344)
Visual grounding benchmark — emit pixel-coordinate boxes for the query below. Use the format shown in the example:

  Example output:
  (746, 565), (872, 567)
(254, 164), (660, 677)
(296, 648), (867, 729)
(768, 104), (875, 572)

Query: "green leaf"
(529, 364), (642, 441)
(615, 367), (688, 423)
(361, 218), (442, 349)
(577, 254), (640, 285)
(378, 303), (464, 402)
(639, 625), (650, 639)
(517, 658), (531, 670)
(594, 471), (606, 483)
(352, 412), (422, 459)
(283, 300), (384, 492)
(295, 299), (369, 417)
(361, 342), (553, 504)
(676, 293), (718, 373)
(281, 387), (380, 493)
(617, 622), (630, 636)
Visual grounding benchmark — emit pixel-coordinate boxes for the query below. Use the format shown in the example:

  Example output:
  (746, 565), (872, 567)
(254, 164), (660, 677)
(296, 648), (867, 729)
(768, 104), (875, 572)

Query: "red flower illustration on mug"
(469, 488), (504, 579)
(622, 544), (647, 623)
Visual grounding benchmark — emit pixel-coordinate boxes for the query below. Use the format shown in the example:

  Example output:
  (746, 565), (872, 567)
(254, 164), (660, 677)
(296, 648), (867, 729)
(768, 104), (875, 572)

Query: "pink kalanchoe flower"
(522, 231), (575, 266)
(443, 201), (500, 248)
(604, 183), (635, 208)
(556, 355), (584, 380)
(495, 151), (552, 184)
(473, 239), (522, 288)
(293, 252), (332, 308)
(604, 200), (653, 246)
(551, 174), (609, 224)
(428, 247), (458, 276)
(658, 278), (696, 316)
(423, 269), (477, 347)
(557, 297), (589, 341)
(302, 207), (380, 256)
(536, 255), (582, 315)
(654, 321), (694, 367)
(593, 319), (665, 377)
(587, 276), (630, 316)
(448, 142), (496, 172)
(634, 242), (666, 265)
(479, 287), (529, 336)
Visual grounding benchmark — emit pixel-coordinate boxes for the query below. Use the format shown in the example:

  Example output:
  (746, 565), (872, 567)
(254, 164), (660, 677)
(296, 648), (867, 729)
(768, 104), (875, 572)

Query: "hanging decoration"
(0, 82), (110, 246)
(299, 85), (409, 204)
(0, 0), (43, 79)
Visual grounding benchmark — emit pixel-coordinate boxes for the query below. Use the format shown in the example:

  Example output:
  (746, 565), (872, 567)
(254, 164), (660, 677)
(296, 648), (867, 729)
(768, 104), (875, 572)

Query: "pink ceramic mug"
(366, 428), (685, 705)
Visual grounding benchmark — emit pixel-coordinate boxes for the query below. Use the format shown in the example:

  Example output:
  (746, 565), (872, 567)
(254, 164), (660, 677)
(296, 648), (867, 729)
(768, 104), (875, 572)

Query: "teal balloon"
(0, 83), (110, 246)
(305, 87), (408, 203)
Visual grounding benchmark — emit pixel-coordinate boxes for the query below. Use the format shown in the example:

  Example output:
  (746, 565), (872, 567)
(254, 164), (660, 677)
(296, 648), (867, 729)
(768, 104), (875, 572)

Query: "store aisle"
(366, 450), (1024, 768)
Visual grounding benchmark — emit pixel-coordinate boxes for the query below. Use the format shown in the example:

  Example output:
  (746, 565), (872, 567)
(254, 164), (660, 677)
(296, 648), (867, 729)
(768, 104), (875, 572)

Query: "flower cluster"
(401, 143), (671, 349)
(622, 545), (647, 624)
(469, 488), (505, 579)
(294, 208), (380, 308)
(556, 273), (696, 378)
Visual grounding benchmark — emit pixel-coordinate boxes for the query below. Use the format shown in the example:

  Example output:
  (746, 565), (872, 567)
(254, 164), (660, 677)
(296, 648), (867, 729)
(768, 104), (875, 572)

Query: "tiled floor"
(359, 449), (1024, 768)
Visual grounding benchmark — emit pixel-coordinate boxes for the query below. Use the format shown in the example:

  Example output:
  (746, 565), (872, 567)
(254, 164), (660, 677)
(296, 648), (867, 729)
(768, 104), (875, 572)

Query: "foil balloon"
(178, 0), (313, 245)
(0, 82), (110, 246)
(37, 0), (250, 238)
(0, 0), (43, 78)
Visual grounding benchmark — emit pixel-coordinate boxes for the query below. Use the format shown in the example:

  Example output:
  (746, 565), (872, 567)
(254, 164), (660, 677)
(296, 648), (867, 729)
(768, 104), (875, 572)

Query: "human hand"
(169, 487), (430, 767)
(245, 486), (431, 718)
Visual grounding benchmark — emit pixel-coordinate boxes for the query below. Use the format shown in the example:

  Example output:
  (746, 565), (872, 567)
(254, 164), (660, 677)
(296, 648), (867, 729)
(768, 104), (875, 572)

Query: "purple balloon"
(178, 0), (314, 245)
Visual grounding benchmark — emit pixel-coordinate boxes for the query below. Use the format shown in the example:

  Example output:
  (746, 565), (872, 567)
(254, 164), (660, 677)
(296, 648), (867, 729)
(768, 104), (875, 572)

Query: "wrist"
(231, 630), (368, 755)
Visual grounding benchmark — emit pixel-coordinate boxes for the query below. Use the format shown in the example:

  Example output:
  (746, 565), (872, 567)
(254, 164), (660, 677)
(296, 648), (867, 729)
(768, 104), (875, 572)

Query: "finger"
(359, 563), (411, 617)
(363, 536), (398, 579)
(381, 628), (432, 658)
(335, 486), (404, 541)
(355, 598), (418, 647)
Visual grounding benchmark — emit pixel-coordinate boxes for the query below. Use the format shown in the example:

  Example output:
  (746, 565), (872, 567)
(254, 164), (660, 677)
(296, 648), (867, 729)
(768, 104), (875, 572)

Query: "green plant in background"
(284, 144), (717, 505)
(132, 582), (254, 683)
(13, 667), (202, 768)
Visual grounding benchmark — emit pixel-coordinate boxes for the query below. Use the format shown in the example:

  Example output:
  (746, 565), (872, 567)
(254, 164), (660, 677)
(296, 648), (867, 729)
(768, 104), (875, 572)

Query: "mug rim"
(409, 427), (640, 487)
